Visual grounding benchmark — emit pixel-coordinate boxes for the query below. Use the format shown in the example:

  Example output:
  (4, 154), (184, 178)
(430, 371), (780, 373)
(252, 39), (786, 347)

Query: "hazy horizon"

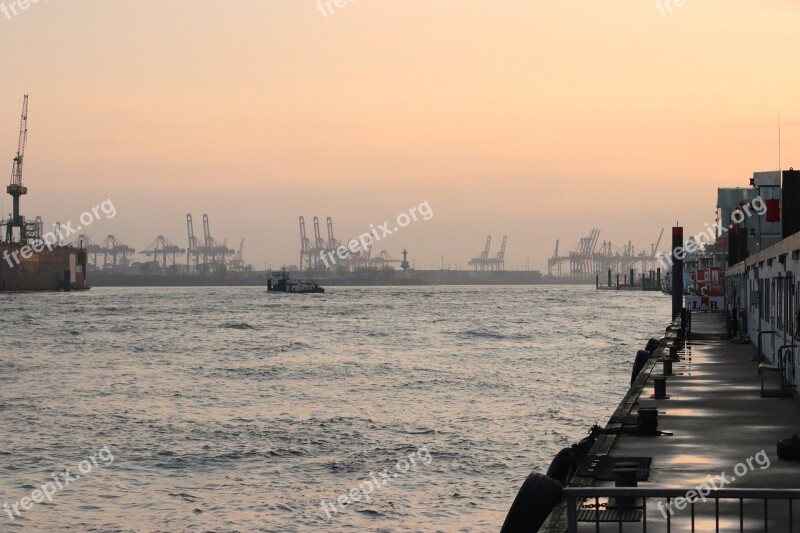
(1, 0), (799, 270)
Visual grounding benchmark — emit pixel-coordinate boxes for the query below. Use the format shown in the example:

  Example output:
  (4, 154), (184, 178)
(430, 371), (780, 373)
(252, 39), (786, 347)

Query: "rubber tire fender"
(545, 447), (575, 484)
(645, 338), (660, 353)
(500, 472), (563, 533)
(631, 349), (652, 385)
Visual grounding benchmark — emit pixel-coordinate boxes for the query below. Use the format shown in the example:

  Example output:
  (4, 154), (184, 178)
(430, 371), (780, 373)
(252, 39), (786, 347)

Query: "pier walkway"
(548, 312), (800, 532)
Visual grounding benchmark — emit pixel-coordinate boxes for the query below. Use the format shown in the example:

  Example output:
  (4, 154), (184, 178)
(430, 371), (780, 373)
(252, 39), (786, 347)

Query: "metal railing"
(564, 487), (800, 532)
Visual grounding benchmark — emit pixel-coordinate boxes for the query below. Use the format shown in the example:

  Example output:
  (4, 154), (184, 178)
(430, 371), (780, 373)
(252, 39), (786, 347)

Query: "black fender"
(645, 338), (660, 353)
(545, 447), (576, 484)
(500, 472), (563, 533)
(631, 350), (652, 385)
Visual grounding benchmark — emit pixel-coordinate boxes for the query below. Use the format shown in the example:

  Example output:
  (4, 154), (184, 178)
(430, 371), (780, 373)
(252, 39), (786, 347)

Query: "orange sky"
(0, 0), (799, 269)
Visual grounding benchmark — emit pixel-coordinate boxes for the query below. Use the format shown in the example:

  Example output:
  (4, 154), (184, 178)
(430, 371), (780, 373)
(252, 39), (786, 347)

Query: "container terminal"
(84, 219), (665, 287)
(0, 91), (656, 290)
(501, 170), (800, 532)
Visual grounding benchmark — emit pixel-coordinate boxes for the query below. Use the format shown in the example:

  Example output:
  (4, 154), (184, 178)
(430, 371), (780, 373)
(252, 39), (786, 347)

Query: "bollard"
(654, 376), (668, 399)
(637, 408), (659, 435)
(613, 463), (640, 507)
(668, 343), (679, 360)
(614, 463), (639, 487)
(663, 359), (673, 376)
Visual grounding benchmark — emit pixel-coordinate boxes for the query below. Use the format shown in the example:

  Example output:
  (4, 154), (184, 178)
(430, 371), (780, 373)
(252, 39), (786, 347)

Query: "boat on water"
(267, 269), (324, 294)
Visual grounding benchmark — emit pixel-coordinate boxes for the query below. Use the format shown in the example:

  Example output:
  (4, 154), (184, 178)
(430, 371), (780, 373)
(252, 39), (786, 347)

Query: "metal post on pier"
(672, 226), (683, 320)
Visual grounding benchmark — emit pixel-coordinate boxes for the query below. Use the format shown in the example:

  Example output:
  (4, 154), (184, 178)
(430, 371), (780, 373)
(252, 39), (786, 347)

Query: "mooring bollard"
(663, 359), (673, 376)
(669, 344), (679, 359)
(654, 376), (668, 399)
(614, 462), (640, 487)
(637, 407), (659, 435)
(613, 462), (640, 507)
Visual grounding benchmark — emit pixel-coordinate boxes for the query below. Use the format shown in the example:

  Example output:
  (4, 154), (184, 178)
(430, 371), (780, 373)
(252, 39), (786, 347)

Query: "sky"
(0, 0), (799, 270)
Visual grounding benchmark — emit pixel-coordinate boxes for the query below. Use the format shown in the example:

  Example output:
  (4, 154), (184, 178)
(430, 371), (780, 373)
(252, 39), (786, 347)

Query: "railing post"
(565, 492), (578, 533)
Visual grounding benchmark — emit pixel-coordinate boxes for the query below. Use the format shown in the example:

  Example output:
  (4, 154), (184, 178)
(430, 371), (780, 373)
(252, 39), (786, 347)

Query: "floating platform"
(0, 243), (88, 291)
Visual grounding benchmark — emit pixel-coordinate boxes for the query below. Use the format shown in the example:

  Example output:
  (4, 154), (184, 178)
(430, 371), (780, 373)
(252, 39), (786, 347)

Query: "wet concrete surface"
(563, 312), (800, 532)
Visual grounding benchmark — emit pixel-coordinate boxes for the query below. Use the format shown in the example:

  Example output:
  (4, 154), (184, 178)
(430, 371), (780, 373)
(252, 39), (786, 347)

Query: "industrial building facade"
(725, 169), (800, 397)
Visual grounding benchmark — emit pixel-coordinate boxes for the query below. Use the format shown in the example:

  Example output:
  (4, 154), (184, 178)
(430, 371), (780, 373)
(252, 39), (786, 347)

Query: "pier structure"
(513, 168), (800, 532)
(536, 313), (800, 532)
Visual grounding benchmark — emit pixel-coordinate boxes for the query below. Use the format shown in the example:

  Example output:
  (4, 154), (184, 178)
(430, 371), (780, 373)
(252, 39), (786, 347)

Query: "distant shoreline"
(86, 272), (601, 288)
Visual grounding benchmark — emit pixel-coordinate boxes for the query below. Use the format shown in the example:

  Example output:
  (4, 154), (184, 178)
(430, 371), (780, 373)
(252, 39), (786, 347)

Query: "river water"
(0, 285), (670, 531)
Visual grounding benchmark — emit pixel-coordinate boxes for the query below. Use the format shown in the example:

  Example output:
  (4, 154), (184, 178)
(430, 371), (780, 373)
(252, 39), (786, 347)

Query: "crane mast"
(5, 95), (36, 243)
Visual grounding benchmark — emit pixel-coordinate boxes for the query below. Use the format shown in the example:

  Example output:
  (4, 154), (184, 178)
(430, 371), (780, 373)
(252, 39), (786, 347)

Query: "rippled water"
(0, 285), (670, 532)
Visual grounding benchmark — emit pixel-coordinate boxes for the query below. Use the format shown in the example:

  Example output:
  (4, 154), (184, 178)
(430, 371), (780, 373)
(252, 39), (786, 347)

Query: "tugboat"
(267, 269), (325, 294)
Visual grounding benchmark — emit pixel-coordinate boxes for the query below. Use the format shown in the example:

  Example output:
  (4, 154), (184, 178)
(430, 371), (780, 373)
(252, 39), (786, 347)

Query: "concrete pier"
(545, 312), (800, 532)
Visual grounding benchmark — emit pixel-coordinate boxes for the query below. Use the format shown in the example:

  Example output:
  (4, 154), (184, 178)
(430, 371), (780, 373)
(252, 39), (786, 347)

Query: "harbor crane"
(186, 214), (203, 272)
(469, 235), (507, 270)
(495, 236), (507, 270)
(185, 213), (234, 273)
(98, 235), (135, 270)
(326, 217), (339, 251)
(299, 216), (315, 270)
(229, 238), (250, 272)
(141, 236), (185, 271)
(547, 228), (666, 279)
(3, 95), (40, 244)
(200, 214), (234, 271)
(468, 236), (492, 270)
(481, 236), (492, 261)
(313, 216), (327, 255)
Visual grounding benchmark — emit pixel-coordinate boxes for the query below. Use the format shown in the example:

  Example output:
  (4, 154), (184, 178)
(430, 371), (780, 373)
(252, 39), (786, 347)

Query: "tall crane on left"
(4, 95), (40, 244)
